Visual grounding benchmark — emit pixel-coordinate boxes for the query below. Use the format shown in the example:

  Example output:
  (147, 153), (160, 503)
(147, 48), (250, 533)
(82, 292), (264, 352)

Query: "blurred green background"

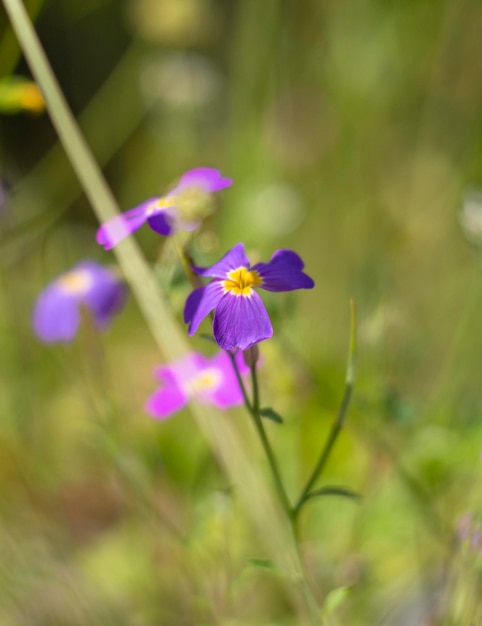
(2, 0), (482, 623)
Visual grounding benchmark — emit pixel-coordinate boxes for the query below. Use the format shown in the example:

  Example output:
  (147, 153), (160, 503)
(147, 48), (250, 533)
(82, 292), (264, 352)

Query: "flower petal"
(175, 168), (233, 193)
(252, 249), (315, 292)
(184, 281), (225, 336)
(145, 385), (188, 420)
(147, 209), (176, 236)
(96, 201), (153, 250)
(192, 243), (250, 278)
(80, 262), (127, 328)
(202, 351), (247, 408)
(213, 291), (273, 351)
(154, 352), (207, 386)
(33, 286), (80, 342)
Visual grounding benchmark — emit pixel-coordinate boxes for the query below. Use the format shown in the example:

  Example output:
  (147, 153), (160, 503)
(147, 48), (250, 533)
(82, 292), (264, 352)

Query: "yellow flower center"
(222, 267), (262, 297)
(186, 368), (222, 395)
(58, 269), (92, 295)
(144, 187), (212, 223)
(146, 196), (174, 216)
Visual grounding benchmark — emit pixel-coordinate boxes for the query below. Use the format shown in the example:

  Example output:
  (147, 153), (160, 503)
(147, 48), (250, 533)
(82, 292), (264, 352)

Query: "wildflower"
(146, 350), (249, 419)
(96, 168), (232, 250)
(33, 261), (127, 343)
(184, 243), (314, 351)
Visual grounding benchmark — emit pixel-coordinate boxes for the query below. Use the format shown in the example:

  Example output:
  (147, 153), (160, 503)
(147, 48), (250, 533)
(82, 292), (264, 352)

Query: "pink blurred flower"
(146, 350), (248, 419)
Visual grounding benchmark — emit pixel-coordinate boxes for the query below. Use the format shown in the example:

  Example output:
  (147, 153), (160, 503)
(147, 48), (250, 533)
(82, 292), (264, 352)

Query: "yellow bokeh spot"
(58, 269), (92, 295)
(0, 78), (45, 115)
(222, 267), (262, 297)
(15, 83), (45, 113)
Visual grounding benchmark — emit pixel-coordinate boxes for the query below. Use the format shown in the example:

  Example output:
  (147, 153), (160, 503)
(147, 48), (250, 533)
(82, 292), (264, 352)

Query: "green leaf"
(259, 407), (284, 424)
(248, 558), (280, 572)
(323, 586), (351, 615)
(305, 486), (361, 503)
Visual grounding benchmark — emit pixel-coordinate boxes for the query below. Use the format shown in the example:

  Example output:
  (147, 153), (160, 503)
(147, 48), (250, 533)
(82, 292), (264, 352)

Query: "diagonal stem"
(293, 300), (356, 519)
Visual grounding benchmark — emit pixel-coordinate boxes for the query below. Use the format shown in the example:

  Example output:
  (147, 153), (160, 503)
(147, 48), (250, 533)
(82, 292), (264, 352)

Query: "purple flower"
(33, 261), (127, 342)
(96, 168), (232, 250)
(184, 243), (315, 351)
(146, 350), (249, 419)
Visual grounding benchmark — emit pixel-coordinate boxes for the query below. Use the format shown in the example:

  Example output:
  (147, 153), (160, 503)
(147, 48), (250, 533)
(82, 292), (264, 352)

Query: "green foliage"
(2, 0), (482, 623)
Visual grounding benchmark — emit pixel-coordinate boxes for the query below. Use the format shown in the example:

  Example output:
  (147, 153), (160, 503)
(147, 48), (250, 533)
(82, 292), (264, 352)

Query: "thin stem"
(293, 300), (356, 519)
(227, 351), (253, 412)
(292, 383), (353, 517)
(250, 362), (260, 414)
(251, 404), (293, 519)
(229, 354), (292, 518)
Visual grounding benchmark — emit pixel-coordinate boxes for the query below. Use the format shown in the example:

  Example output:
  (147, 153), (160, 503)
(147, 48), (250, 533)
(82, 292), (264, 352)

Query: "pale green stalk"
(2, 1), (320, 621)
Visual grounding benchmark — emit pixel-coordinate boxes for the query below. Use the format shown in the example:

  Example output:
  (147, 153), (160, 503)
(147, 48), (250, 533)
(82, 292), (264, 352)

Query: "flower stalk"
(228, 352), (293, 520)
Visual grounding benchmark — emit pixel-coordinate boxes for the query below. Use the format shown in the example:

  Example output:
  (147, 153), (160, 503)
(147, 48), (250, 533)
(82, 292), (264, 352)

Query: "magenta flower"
(33, 261), (127, 342)
(184, 243), (315, 351)
(146, 350), (249, 419)
(96, 168), (232, 250)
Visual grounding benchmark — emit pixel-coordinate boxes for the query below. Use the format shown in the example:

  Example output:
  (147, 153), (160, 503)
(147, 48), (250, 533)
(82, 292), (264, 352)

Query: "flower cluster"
(33, 167), (314, 418)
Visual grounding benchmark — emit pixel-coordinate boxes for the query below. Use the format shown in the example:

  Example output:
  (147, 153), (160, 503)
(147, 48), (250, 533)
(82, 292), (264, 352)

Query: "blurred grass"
(2, 0), (482, 623)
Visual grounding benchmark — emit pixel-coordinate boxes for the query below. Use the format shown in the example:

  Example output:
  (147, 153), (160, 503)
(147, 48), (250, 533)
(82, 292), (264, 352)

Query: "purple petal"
(33, 285), (80, 342)
(79, 262), (127, 328)
(252, 249), (315, 292)
(147, 209), (176, 236)
(213, 291), (273, 351)
(145, 385), (188, 419)
(184, 281), (225, 336)
(192, 243), (250, 278)
(175, 168), (233, 194)
(96, 201), (154, 250)
(202, 351), (247, 408)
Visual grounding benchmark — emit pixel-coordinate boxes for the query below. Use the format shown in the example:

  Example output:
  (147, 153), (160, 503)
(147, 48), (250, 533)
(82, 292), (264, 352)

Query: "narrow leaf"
(304, 486), (361, 503)
(259, 407), (284, 424)
(249, 558), (279, 571)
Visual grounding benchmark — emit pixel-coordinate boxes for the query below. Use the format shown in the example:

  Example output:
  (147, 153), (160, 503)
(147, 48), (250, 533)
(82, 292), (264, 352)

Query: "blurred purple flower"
(33, 261), (127, 343)
(184, 243), (314, 351)
(146, 350), (249, 419)
(96, 168), (232, 250)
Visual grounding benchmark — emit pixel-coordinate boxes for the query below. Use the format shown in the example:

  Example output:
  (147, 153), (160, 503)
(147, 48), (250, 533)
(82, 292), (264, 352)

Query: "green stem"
(292, 382), (353, 517)
(227, 351), (253, 412)
(250, 362), (260, 414)
(293, 300), (356, 519)
(229, 353), (292, 519)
